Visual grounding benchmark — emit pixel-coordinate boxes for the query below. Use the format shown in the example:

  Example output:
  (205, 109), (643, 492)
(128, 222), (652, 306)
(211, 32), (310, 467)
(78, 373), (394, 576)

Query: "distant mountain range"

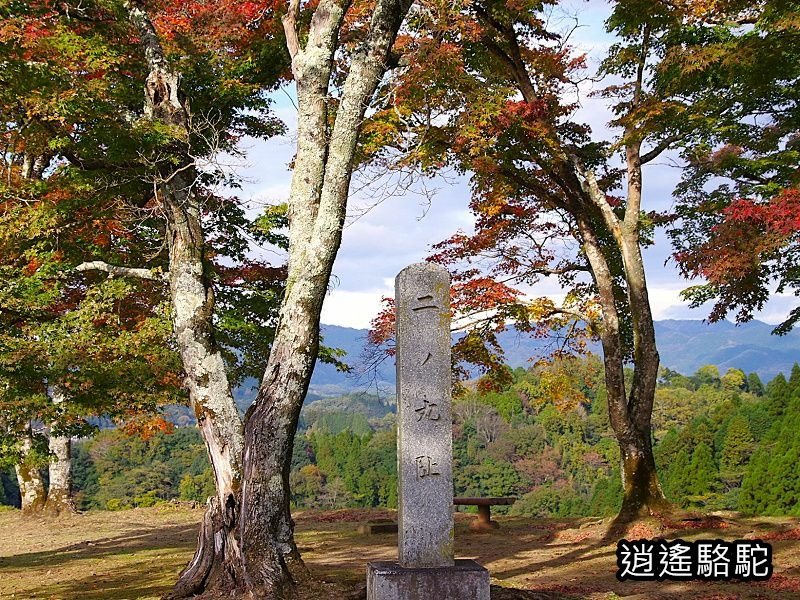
(301, 319), (800, 398)
(228, 319), (800, 407)
(217, 319), (800, 413)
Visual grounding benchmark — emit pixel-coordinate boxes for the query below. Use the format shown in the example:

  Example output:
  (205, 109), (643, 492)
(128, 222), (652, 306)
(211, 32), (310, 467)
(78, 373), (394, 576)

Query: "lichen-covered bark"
(15, 427), (46, 514)
(44, 434), (73, 515)
(44, 387), (75, 515)
(160, 179), (247, 598)
(127, 0), (415, 595)
(20, 153), (50, 180)
(237, 0), (416, 595)
(125, 4), (246, 597)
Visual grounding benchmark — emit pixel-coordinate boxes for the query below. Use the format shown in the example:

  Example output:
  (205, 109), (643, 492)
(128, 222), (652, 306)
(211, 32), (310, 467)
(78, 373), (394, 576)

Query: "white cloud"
(321, 287), (394, 329)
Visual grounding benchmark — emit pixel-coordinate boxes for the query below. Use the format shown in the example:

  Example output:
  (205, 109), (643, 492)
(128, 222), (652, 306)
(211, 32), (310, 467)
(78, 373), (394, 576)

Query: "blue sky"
(229, 0), (794, 330)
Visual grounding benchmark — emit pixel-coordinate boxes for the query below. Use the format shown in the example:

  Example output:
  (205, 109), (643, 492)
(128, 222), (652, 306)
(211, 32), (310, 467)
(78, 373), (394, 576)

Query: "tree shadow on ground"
(20, 559), (182, 600)
(0, 522), (198, 569)
(474, 512), (800, 600)
(465, 514), (627, 580)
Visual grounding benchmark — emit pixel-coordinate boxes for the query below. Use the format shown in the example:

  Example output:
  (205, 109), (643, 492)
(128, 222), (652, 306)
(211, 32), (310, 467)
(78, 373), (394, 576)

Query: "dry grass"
(2, 506), (800, 599)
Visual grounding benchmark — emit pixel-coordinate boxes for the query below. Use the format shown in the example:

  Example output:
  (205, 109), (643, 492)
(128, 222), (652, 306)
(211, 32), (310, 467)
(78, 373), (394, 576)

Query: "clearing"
(1, 506), (800, 599)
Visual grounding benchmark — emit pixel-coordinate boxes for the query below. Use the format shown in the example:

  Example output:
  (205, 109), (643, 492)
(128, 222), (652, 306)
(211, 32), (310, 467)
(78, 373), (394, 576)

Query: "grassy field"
(2, 506), (800, 599)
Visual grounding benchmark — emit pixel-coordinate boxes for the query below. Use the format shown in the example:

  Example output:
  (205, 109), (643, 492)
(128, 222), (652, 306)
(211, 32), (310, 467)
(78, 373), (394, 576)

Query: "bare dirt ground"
(2, 506), (800, 599)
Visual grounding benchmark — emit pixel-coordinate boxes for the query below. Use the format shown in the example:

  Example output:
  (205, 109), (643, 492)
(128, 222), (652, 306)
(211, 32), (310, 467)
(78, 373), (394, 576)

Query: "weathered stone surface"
(395, 262), (454, 568)
(366, 560), (490, 600)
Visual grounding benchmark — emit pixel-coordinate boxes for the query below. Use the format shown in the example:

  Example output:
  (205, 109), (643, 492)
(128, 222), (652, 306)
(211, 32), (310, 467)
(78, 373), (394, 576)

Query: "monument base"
(366, 559), (490, 600)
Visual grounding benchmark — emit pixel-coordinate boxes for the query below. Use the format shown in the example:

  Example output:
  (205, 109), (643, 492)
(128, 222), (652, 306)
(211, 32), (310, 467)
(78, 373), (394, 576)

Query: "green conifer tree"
(720, 415), (754, 481)
(746, 373), (764, 396)
(790, 363), (800, 393)
(740, 403), (800, 515)
(766, 373), (791, 417)
(687, 442), (717, 496)
(663, 448), (691, 505)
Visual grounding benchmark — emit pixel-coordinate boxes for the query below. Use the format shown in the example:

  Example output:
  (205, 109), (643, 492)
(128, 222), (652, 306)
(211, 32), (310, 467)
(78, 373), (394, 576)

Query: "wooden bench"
(454, 496), (516, 531)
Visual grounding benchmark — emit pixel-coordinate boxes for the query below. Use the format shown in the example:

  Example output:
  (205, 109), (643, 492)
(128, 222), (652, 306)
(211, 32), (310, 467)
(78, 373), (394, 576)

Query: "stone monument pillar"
(366, 262), (490, 600)
(396, 262), (454, 569)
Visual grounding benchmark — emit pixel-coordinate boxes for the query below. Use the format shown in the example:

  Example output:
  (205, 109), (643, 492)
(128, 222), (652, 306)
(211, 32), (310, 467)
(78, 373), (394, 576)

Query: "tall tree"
(1, 0), (284, 523)
(58, 2), (287, 596)
(57, 0), (417, 596)
(747, 372), (765, 396)
(367, 0), (698, 517)
(236, 0), (416, 594)
(0, 0), (200, 515)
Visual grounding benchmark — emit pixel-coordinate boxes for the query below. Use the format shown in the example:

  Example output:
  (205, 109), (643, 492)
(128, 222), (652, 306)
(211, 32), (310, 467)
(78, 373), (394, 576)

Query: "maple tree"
(1, 0), (418, 595)
(1, 0), (287, 519)
(48, 1), (292, 596)
(366, 0), (715, 519)
(665, 0), (800, 334)
(0, 159), (186, 515)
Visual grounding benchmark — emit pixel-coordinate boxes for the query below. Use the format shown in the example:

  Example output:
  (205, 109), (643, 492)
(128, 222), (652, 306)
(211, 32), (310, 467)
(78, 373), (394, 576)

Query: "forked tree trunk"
(473, 10), (669, 520)
(616, 135), (669, 517)
(44, 388), (75, 515)
(231, 2), (415, 596)
(126, 0), (414, 596)
(574, 164), (669, 519)
(582, 227), (669, 517)
(124, 4), (246, 598)
(15, 427), (46, 514)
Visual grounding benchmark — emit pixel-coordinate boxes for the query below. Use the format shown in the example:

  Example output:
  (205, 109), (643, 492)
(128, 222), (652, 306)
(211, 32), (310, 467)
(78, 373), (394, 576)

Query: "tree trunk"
(619, 433), (668, 516)
(616, 235), (668, 516)
(617, 139), (668, 516)
(125, 0), (414, 595)
(161, 183), (247, 599)
(235, 0), (415, 595)
(21, 153), (34, 179)
(44, 434), (73, 515)
(124, 4), (246, 597)
(43, 387), (75, 515)
(575, 191), (668, 519)
(20, 153), (50, 181)
(15, 427), (46, 514)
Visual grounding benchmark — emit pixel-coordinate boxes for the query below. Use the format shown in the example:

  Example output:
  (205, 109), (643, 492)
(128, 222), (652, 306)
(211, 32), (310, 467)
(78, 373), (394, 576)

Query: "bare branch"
(75, 261), (168, 281)
(56, 1), (114, 22)
(640, 134), (682, 164)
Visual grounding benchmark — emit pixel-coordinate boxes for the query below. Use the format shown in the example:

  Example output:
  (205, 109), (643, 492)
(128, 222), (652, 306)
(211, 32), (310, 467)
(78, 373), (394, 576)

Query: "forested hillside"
(6, 356), (799, 518)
